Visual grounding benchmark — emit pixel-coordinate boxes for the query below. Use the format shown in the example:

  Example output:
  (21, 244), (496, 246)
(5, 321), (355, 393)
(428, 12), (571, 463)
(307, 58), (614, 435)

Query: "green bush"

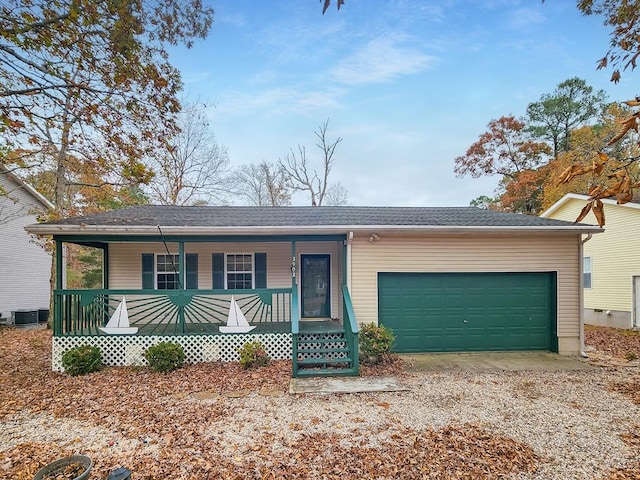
(61, 344), (102, 376)
(144, 341), (185, 373)
(359, 323), (395, 365)
(237, 341), (270, 369)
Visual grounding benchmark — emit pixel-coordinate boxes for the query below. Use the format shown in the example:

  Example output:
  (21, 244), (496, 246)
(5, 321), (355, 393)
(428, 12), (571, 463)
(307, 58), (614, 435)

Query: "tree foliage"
(0, 0), (214, 217)
(322, 0), (345, 15)
(543, 105), (639, 210)
(578, 0), (640, 83)
(469, 195), (499, 210)
(454, 116), (551, 180)
(526, 77), (607, 158)
(559, 1), (640, 225)
(497, 168), (550, 215)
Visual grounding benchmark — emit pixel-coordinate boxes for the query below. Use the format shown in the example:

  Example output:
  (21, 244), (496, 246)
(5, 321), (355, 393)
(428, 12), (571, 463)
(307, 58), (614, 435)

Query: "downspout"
(579, 233), (593, 357)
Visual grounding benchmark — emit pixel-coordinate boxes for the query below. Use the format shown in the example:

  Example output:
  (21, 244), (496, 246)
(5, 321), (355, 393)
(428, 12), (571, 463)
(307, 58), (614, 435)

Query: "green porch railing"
(341, 284), (359, 375)
(53, 288), (292, 336)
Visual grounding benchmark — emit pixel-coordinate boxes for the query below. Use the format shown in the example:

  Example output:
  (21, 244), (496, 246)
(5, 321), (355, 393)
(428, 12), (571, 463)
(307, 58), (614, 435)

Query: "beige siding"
(108, 240), (343, 318)
(547, 198), (639, 313)
(349, 232), (581, 353)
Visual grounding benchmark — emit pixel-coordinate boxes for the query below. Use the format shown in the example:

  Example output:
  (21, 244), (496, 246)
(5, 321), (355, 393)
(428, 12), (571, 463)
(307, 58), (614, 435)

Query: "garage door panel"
(379, 272), (555, 353)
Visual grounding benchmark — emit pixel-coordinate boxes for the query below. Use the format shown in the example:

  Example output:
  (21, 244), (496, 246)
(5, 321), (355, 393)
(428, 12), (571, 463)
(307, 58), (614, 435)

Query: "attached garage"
(378, 272), (557, 353)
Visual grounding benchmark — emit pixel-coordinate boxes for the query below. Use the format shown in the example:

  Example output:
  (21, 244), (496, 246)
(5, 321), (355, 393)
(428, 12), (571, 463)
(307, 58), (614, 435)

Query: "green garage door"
(378, 272), (556, 353)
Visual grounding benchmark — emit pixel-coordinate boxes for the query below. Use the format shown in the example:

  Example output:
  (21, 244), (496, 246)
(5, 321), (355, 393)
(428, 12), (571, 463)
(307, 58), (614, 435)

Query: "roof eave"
(25, 224), (604, 236)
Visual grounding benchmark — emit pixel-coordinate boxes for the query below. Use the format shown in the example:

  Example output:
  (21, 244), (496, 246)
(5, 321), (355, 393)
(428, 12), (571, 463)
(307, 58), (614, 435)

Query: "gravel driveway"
(1, 328), (639, 479)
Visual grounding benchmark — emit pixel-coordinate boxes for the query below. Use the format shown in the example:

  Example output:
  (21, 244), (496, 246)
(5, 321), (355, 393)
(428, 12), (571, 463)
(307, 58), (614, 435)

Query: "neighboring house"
(542, 193), (640, 329)
(0, 164), (53, 320)
(26, 205), (600, 376)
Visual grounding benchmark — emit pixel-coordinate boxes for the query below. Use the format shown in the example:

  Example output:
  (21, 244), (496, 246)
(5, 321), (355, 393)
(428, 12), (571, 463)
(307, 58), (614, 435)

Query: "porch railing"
(53, 288), (292, 336)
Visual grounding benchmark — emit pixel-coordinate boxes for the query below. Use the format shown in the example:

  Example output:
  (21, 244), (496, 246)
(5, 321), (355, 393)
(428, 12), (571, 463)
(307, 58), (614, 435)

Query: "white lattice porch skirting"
(52, 333), (293, 372)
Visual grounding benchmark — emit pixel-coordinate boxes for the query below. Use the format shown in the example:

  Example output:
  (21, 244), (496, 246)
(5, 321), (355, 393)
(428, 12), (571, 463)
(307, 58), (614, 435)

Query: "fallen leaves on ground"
(585, 326), (640, 480)
(359, 353), (408, 377)
(585, 325), (640, 406)
(620, 428), (640, 448)
(610, 378), (640, 406)
(585, 325), (640, 361)
(0, 327), (543, 479)
(598, 466), (640, 480)
(250, 424), (539, 479)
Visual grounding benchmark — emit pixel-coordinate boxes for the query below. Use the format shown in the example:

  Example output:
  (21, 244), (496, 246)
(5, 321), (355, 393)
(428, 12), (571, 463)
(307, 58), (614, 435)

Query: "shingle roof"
(41, 205), (593, 229)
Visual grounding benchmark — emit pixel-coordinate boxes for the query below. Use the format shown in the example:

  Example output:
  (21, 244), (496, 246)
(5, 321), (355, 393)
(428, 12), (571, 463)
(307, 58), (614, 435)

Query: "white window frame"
(156, 253), (180, 290)
(583, 256), (592, 289)
(225, 253), (254, 290)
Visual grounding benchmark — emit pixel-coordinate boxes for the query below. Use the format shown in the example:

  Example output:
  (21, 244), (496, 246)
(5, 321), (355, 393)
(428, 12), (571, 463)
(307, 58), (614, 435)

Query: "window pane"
(157, 255), (180, 289)
(158, 273), (179, 290)
(583, 257), (592, 289)
(226, 254), (253, 289)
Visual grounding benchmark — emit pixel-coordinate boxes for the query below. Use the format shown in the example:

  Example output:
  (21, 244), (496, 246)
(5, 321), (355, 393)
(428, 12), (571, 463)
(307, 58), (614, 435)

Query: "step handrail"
(341, 285), (358, 335)
(341, 284), (359, 376)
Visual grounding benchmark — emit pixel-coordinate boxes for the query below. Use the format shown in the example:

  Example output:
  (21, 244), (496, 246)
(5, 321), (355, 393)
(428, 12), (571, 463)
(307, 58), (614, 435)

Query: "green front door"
(301, 255), (330, 318)
(378, 272), (556, 353)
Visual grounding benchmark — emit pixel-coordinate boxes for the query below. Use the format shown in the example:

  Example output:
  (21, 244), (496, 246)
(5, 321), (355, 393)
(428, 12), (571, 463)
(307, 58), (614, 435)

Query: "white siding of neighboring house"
(348, 231), (582, 355)
(543, 195), (640, 328)
(0, 173), (52, 319)
(108, 240), (343, 320)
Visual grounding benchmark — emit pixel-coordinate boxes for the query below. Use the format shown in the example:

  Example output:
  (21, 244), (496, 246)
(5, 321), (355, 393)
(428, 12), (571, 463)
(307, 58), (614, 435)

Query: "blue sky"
(169, 0), (640, 207)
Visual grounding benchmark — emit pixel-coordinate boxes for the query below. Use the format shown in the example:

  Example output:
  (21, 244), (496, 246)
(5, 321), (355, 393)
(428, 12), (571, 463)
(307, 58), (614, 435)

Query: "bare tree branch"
(279, 118), (344, 206)
(233, 161), (291, 206)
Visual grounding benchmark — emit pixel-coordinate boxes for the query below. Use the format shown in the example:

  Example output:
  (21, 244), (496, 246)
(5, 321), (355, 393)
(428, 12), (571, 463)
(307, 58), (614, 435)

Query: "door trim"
(300, 254), (331, 319)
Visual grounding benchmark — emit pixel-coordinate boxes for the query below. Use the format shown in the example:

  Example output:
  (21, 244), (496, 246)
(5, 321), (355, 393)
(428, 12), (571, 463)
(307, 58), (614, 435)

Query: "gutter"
(579, 233), (594, 357)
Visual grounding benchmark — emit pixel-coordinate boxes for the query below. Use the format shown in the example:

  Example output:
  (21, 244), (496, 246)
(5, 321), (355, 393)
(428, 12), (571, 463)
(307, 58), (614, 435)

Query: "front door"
(301, 254), (330, 318)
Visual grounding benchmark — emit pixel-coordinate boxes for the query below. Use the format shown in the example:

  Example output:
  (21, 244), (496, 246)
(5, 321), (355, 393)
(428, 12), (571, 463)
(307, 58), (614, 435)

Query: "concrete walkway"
(399, 351), (595, 372)
(290, 352), (594, 394)
(290, 376), (410, 395)
(289, 352), (596, 395)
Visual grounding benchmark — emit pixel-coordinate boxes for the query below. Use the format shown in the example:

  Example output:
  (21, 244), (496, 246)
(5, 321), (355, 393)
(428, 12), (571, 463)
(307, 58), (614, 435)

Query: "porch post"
(178, 242), (185, 289)
(178, 241), (186, 333)
(103, 244), (109, 289)
(55, 239), (63, 289)
(291, 241), (296, 289)
(54, 239), (63, 335)
(291, 240), (298, 375)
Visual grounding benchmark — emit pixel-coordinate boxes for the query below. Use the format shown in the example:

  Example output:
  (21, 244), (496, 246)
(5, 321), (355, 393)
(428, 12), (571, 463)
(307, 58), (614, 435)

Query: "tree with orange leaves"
(454, 115), (551, 214)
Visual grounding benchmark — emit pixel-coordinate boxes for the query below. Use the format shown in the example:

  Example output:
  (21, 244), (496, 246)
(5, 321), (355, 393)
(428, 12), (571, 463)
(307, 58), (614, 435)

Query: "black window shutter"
(255, 253), (267, 288)
(186, 253), (198, 289)
(212, 253), (224, 289)
(142, 253), (154, 289)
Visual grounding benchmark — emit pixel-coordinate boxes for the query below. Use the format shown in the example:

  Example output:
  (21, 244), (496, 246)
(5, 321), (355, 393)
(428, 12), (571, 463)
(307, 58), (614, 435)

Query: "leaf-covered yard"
(1, 326), (639, 479)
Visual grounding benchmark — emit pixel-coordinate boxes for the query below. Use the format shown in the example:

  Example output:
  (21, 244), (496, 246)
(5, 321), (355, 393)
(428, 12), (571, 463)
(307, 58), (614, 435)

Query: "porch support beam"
(178, 241), (186, 333)
(54, 239), (63, 336)
(291, 240), (299, 336)
(103, 244), (109, 289)
(55, 239), (63, 289)
(53, 234), (347, 244)
(178, 241), (185, 289)
(291, 240), (297, 287)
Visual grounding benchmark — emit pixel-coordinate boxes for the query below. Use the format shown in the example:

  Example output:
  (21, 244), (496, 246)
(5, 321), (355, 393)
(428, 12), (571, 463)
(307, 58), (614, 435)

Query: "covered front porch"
(51, 233), (359, 376)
